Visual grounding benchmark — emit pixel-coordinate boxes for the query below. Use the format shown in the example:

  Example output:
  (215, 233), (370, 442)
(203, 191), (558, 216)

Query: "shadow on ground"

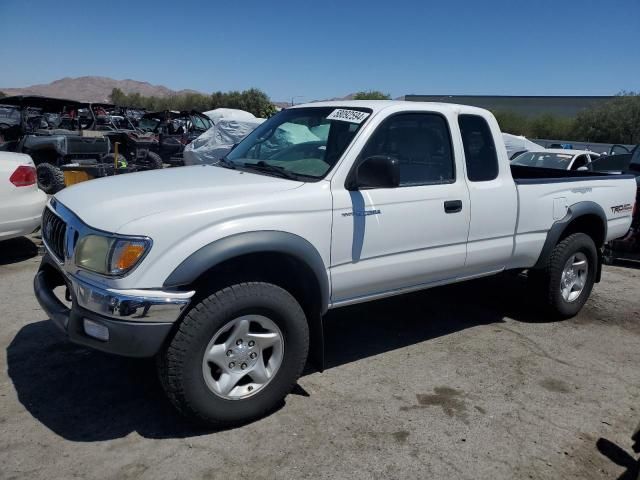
(0, 236), (39, 265)
(597, 437), (640, 480)
(7, 272), (546, 442)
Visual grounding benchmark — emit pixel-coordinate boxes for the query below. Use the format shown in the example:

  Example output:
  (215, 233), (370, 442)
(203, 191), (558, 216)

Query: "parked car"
(0, 152), (47, 241)
(591, 146), (640, 263)
(511, 149), (600, 171)
(34, 101), (636, 427)
(0, 96), (110, 193)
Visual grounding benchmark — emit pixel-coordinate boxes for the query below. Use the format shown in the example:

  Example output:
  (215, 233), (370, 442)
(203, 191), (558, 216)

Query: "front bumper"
(34, 254), (194, 357)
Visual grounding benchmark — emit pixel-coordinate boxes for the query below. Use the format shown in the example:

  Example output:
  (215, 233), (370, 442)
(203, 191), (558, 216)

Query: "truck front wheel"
(533, 233), (598, 319)
(157, 282), (309, 426)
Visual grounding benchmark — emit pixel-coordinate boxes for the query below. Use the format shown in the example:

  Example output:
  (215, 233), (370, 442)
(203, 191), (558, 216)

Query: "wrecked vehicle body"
(0, 96), (110, 193)
(90, 103), (164, 170)
(138, 110), (213, 165)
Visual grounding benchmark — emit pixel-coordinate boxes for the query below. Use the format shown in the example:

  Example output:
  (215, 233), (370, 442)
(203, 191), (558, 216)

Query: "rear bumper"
(33, 254), (193, 357)
(0, 188), (47, 241)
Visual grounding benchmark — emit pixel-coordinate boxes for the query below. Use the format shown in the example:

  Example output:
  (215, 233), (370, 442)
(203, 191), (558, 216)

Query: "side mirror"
(348, 155), (400, 190)
(577, 166), (589, 172)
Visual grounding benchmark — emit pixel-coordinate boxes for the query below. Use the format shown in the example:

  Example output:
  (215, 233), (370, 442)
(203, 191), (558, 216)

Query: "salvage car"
(0, 96), (110, 193)
(0, 152), (47, 241)
(34, 101), (637, 427)
(511, 149), (600, 171)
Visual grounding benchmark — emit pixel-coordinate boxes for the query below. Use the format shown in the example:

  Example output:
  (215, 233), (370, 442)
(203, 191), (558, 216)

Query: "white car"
(34, 101), (636, 427)
(511, 149), (600, 171)
(0, 152), (47, 241)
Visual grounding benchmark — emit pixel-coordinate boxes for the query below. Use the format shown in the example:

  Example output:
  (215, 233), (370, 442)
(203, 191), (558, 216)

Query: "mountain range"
(1, 76), (398, 105)
(0, 76), (201, 103)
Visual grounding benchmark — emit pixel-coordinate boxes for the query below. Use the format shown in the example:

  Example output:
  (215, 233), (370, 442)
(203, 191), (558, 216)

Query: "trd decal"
(610, 204), (633, 214)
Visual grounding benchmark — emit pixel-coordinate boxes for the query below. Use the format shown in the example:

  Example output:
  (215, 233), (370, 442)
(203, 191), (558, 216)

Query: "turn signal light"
(112, 241), (147, 273)
(9, 165), (37, 187)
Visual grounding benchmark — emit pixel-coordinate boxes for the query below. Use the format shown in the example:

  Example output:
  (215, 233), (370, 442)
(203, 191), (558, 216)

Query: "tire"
(138, 151), (163, 170)
(36, 163), (65, 194)
(158, 282), (309, 427)
(533, 233), (598, 319)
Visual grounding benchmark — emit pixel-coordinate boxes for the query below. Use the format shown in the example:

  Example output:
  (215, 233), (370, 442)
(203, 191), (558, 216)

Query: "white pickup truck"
(34, 101), (636, 426)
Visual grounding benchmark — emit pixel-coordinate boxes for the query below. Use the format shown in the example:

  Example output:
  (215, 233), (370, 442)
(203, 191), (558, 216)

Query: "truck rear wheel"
(533, 233), (597, 319)
(36, 163), (65, 194)
(157, 282), (309, 426)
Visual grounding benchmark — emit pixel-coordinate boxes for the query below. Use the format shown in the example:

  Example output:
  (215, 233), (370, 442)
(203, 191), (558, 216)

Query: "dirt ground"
(1, 236), (639, 480)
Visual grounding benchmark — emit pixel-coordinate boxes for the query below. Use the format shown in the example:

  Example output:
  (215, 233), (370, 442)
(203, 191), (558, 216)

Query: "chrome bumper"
(35, 254), (195, 357)
(72, 275), (194, 323)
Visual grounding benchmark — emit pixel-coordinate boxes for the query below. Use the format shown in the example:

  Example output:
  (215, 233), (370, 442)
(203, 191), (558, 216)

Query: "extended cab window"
(359, 113), (454, 186)
(459, 114), (499, 182)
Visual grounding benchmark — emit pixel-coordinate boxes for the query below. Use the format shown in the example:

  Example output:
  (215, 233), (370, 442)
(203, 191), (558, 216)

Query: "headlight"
(75, 234), (151, 276)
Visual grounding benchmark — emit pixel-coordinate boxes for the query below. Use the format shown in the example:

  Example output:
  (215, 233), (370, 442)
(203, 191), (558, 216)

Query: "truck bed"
(510, 164), (636, 184)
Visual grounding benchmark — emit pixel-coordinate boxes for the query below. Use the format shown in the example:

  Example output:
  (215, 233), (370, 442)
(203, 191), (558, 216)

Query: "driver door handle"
(444, 200), (463, 214)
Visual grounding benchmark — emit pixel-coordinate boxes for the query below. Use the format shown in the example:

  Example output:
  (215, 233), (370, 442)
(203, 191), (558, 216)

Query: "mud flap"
(308, 313), (325, 372)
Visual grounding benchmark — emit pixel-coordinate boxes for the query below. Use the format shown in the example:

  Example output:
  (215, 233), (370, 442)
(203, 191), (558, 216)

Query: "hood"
(55, 165), (303, 232)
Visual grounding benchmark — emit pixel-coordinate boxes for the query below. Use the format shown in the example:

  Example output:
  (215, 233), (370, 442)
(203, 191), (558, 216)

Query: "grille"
(42, 208), (67, 260)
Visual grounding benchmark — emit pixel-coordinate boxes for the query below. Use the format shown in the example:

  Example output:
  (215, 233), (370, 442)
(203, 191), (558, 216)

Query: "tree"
(353, 90), (391, 100)
(493, 110), (530, 136)
(572, 92), (640, 144)
(0, 91), (6, 99)
(108, 87), (275, 117)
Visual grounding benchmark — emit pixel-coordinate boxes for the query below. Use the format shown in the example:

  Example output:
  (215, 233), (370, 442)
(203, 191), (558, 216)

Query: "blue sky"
(1, 0), (638, 101)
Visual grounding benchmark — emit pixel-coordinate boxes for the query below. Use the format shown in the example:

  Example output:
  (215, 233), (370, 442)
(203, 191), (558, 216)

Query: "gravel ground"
(1, 236), (639, 480)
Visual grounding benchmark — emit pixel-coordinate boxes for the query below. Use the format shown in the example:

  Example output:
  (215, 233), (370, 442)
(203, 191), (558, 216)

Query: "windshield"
(190, 114), (212, 131)
(0, 106), (21, 125)
(138, 117), (160, 132)
(512, 151), (575, 169)
(225, 106), (372, 180)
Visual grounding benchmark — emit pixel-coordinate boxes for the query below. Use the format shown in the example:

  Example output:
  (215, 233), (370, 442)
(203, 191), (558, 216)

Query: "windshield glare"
(225, 107), (372, 179)
(512, 152), (575, 169)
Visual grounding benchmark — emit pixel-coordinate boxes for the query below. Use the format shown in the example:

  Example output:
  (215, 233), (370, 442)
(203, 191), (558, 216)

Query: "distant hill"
(0, 76), (202, 103)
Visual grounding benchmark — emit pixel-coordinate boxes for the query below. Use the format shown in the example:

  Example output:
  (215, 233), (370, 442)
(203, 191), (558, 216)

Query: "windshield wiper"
(241, 161), (299, 180)
(216, 156), (236, 169)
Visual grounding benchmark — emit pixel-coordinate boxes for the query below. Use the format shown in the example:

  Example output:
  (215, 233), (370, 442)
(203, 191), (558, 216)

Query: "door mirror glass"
(349, 155), (400, 190)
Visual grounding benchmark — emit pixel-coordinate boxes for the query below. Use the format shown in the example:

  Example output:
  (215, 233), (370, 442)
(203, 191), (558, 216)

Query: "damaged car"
(0, 96), (110, 193)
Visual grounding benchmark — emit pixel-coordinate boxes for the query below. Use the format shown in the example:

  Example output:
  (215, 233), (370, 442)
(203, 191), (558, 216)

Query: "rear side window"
(459, 114), (499, 181)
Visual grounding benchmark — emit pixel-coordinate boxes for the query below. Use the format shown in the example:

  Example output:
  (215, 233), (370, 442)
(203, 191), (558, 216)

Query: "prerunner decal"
(327, 109), (370, 124)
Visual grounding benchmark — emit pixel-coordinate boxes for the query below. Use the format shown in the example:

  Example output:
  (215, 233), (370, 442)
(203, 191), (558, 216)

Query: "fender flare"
(163, 230), (330, 314)
(533, 201), (607, 272)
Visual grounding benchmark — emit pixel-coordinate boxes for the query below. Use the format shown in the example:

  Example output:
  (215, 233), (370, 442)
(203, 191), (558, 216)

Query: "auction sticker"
(327, 109), (370, 124)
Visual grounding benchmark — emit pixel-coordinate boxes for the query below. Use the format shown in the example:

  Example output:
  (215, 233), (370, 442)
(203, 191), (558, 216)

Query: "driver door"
(330, 112), (470, 305)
